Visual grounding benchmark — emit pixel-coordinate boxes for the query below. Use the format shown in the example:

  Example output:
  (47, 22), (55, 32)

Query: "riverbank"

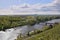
(16, 22), (60, 40)
(0, 19), (60, 40)
(0, 16), (59, 31)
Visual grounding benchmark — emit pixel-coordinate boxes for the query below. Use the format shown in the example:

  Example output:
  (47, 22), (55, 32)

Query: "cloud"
(40, 0), (60, 12)
(0, 0), (60, 15)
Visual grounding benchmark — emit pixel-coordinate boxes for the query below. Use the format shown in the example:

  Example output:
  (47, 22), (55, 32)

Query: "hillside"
(17, 24), (60, 40)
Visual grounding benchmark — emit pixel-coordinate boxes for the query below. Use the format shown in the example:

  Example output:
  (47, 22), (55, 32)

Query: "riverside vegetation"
(16, 20), (60, 40)
(0, 15), (60, 31)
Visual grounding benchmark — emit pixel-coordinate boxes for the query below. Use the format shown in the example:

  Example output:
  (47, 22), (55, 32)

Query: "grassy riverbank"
(16, 23), (60, 40)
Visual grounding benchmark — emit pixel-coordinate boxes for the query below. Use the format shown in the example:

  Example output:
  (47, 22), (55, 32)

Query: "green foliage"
(42, 26), (49, 31)
(26, 16), (36, 25)
(17, 24), (60, 40)
(0, 16), (59, 31)
(36, 16), (58, 23)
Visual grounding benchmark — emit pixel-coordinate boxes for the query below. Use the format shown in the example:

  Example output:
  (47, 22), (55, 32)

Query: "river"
(0, 19), (60, 40)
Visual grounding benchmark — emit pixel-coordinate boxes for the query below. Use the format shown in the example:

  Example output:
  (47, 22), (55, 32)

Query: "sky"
(0, 0), (53, 8)
(0, 0), (60, 15)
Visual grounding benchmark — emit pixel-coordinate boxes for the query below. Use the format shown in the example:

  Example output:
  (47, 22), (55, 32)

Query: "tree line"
(0, 15), (60, 31)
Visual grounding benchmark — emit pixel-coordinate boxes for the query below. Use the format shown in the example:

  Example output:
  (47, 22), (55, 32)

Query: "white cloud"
(0, 0), (60, 15)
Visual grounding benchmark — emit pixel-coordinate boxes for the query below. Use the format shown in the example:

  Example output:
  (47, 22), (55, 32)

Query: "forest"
(0, 15), (60, 31)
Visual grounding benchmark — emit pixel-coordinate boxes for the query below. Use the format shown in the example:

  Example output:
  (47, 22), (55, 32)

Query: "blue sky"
(0, 0), (60, 15)
(0, 0), (53, 8)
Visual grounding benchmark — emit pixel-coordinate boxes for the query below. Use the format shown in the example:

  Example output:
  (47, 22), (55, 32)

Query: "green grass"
(17, 24), (60, 40)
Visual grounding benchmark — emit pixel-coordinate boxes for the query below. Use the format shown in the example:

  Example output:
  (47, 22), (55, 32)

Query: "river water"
(0, 19), (60, 40)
